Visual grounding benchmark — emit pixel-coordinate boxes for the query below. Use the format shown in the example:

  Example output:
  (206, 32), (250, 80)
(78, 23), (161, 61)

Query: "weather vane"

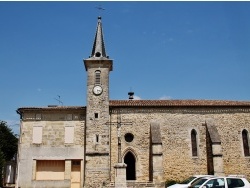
(95, 5), (105, 16)
(95, 5), (105, 11)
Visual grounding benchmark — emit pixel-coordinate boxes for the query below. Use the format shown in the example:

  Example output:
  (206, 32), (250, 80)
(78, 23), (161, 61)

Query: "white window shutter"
(33, 126), (43, 144)
(65, 126), (74, 143)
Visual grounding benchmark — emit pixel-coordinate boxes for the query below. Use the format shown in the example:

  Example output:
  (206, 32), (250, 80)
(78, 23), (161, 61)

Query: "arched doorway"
(124, 152), (136, 180)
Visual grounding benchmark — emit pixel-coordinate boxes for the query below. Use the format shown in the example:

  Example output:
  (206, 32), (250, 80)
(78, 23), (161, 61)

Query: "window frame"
(205, 178), (225, 187)
(36, 160), (65, 180)
(64, 125), (74, 144)
(32, 125), (43, 144)
(226, 178), (245, 187)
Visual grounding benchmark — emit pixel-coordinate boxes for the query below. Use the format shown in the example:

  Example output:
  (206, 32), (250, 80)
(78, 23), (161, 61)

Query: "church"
(16, 17), (250, 188)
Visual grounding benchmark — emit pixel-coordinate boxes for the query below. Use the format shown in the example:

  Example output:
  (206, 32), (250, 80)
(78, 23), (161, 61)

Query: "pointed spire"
(84, 16), (113, 71)
(90, 16), (108, 59)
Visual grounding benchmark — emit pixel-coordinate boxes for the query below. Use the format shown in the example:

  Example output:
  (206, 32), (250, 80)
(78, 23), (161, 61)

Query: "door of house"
(71, 160), (81, 188)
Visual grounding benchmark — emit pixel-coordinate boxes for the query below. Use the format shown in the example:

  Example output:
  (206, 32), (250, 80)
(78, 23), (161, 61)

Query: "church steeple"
(90, 16), (108, 59)
(83, 16), (113, 186)
(84, 16), (112, 71)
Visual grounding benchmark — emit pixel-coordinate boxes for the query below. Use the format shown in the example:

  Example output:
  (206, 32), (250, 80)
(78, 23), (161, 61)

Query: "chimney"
(128, 91), (134, 100)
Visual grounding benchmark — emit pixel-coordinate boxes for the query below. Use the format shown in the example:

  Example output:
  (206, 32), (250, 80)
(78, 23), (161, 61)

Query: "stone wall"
(21, 111), (85, 147)
(17, 109), (85, 188)
(109, 107), (250, 183)
(17, 106), (250, 186)
(110, 111), (151, 182)
(85, 64), (111, 186)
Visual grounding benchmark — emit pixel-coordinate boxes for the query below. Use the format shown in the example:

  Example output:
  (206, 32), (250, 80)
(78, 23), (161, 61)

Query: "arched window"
(242, 129), (250, 156)
(95, 70), (101, 85)
(191, 129), (198, 157)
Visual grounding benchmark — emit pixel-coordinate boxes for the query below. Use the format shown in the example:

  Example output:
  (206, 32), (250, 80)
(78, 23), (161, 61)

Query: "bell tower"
(83, 16), (113, 186)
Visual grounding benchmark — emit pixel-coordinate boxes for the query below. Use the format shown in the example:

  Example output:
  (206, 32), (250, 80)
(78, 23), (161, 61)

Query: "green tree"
(0, 121), (18, 186)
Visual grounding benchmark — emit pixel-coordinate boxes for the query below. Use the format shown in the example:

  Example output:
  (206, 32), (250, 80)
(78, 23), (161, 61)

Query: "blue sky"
(1, 1), (250, 134)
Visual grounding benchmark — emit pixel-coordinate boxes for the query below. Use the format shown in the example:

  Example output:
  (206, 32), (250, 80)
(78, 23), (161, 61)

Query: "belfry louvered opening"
(95, 70), (101, 85)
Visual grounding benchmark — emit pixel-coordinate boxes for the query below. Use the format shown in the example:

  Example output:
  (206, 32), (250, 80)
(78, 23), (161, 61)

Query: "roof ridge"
(109, 99), (250, 107)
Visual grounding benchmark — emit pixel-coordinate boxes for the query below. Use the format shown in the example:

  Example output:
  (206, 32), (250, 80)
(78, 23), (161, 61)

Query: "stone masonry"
(16, 17), (250, 188)
(16, 108), (85, 188)
(109, 106), (250, 183)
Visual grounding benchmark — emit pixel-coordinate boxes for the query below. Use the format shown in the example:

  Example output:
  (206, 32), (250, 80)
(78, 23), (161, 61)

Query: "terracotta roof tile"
(109, 100), (250, 107)
(17, 106), (85, 112)
(17, 100), (250, 112)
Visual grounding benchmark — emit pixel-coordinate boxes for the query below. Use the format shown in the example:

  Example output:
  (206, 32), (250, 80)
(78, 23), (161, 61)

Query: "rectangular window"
(95, 113), (99, 119)
(65, 126), (74, 144)
(66, 114), (73, 121)
(33, 126), (43, 144)
(36, 160), (65, 180)
(96, 134), (99, 143)
(35, 114), (42, 120)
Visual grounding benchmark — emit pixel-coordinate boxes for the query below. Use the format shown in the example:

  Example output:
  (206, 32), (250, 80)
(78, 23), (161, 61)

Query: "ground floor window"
(36, 160), (65, 180)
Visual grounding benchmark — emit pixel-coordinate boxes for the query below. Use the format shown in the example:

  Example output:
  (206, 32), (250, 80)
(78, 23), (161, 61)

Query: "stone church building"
(16, 17), (250, 188)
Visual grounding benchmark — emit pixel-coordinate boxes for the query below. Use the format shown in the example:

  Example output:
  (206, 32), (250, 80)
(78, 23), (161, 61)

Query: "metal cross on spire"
(95, 5), (105, 16)
(95, 5), (105, 11)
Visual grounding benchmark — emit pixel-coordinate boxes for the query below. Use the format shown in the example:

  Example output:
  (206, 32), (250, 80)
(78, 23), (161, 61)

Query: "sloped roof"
(109, 100), (250, 107)
(91, 16), (107, 58)
(83, 16), (113, 71)
(84, 16), (110, 60)
(17, 100), (250, 113)
(17, 106), (85, 113)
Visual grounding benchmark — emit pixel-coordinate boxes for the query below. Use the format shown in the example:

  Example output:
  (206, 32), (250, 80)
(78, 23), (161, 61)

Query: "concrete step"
(109, 181), (155, 188)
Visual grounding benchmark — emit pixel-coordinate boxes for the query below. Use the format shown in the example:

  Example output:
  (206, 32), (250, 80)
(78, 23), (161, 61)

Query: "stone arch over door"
(123, 148), (137, 180)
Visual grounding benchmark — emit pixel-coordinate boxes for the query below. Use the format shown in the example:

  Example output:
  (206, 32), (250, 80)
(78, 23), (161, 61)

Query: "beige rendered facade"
(16, 17), (250, 188)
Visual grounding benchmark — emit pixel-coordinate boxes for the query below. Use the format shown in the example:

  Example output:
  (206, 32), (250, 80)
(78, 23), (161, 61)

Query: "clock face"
(93, 85), (103, 95)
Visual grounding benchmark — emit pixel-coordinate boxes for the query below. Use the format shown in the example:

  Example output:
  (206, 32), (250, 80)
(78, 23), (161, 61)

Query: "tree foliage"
(0, 121), (18, 186)
(0, 121), (18, 161)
